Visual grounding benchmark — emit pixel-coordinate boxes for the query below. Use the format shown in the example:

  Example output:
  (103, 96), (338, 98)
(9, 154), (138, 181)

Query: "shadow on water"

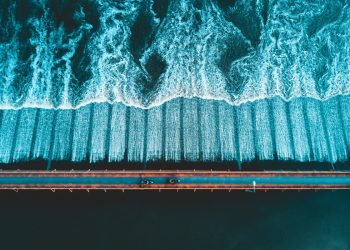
(0, 189), (349, 250)
(0, 157), (349, 250)
(1, 159), (349, 171)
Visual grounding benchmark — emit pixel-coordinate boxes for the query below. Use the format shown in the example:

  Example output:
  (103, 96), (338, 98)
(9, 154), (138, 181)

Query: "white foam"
(0, 0), (348, 109)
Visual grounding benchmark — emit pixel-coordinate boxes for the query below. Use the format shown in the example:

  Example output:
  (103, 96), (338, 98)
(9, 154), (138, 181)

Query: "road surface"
(0, 170), (349, 190)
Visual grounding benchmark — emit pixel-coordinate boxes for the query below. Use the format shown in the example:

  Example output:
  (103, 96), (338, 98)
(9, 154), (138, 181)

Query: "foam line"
(0, 110), (18, 163)
(90, 103), (110, 162)
(108, 103), (127, 162)
(182, 98), (200, 161)
(13, 109), (37, 161)
(146, 105), (163, 161)
(71, 105), (91, 162)
(165, 99), (181, 161)
(271, 98), (294, 160)
(32, 109), (55, 160)
(322, 97), (348, 162)
(253, 99), (274, 160)
(127, 108), (146, 162)
(52, 110), (74, 160)
(304, 99), (329, 161)
(236, 102), (255, 161)
(217, 101), (236, 161)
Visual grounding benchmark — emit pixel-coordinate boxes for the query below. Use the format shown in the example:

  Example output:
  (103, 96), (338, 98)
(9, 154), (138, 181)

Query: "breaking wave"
(0, 0), (349, 109)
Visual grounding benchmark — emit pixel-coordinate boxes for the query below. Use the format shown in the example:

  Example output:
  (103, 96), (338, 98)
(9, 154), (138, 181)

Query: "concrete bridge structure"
(0, 170), (350, 191)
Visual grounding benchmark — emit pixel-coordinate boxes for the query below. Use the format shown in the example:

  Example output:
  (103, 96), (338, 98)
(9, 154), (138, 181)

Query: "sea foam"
(0, 0), (348, 109)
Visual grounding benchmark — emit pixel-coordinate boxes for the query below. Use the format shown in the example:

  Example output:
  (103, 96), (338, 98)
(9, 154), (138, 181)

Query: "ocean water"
(0, 0), (349, 109)
(0, 190), (349, 250)
(0, 2), (349, 249)
(0, 1), (349, 165)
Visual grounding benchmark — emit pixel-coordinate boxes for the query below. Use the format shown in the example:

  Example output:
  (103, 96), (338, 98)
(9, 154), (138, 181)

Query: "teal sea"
(0, 1), (349, 249)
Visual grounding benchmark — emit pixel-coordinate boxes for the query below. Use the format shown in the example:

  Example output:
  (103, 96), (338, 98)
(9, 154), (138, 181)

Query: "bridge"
(0, 170), (350, 191)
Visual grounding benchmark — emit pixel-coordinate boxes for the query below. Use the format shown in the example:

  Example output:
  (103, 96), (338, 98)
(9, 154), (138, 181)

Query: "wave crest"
(0, 0), (349, 109)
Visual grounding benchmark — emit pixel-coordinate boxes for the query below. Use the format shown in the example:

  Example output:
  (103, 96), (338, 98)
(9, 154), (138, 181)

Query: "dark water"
(0, 191), (349, 250)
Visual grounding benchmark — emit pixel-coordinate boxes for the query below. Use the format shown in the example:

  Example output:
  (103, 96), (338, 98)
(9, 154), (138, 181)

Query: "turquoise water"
(0, 0), (349, 108)
(0, 1), (349, 165)
(0, 2), (348, 247)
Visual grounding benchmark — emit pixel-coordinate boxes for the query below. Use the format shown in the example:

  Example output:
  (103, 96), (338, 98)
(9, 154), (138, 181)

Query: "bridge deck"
(0, 171), (350, 190)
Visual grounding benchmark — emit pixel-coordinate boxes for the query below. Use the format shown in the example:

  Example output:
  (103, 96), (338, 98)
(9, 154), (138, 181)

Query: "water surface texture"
(0, 0), (349, 108)
(0, 96), (349, 164)
(0, 0), (349, 165)
(1, 191), (350, 250)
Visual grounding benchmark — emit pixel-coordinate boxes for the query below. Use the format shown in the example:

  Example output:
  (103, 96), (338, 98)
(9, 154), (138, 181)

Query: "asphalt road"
(0, 171), (349, 190)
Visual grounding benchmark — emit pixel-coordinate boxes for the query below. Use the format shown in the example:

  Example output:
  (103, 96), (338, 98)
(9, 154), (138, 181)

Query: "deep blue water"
(0, 191), (349, 250)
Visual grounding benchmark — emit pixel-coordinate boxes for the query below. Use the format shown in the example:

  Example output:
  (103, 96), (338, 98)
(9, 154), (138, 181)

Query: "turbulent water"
(0, 0), (349, 109)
